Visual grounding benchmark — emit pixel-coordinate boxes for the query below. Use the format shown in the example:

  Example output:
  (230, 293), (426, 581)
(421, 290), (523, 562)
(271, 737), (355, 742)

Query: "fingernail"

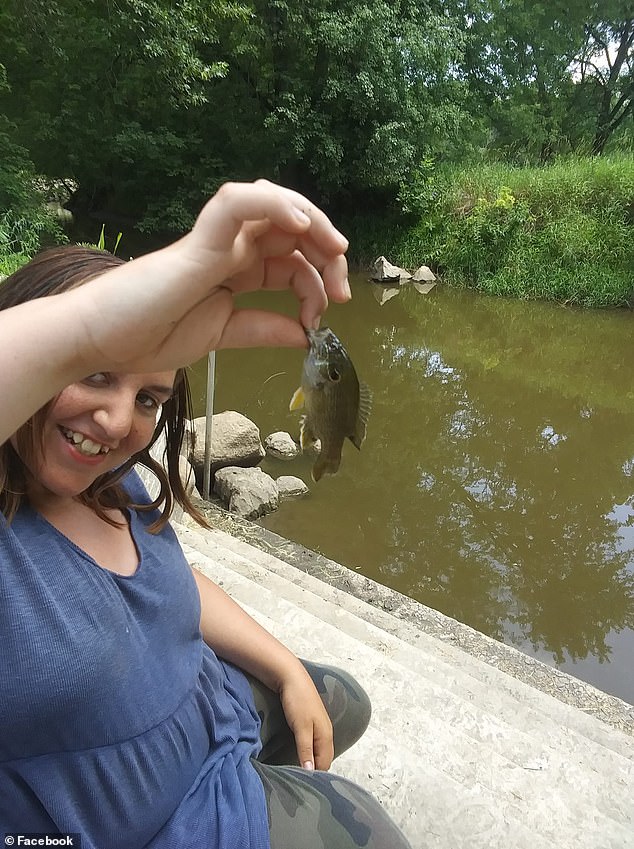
(334, 227), (348, 247)
(343, 278), (351, 299)
(310, 316), (321, 331)
(302, 760), (314, 771)
(293, 206), (311, 225)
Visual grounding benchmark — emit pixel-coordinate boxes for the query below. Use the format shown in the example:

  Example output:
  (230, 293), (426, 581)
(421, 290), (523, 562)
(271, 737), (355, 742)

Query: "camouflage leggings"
(247, 661), (412, 849)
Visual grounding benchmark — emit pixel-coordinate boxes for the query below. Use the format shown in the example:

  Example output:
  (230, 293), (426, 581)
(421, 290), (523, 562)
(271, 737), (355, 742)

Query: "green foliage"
(0, 0), (467, 228)
(0, 114), (65, 256)
(79, 224), (123, 254)
(390, 155), (634, 308)
(449, 0), (633, 163)
(0, 251), (30, 277)
(0, 0), (243, 231)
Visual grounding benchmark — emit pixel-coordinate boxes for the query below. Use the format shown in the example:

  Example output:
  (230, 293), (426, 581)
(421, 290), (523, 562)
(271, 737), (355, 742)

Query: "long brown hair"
(0, 245), (208, 531)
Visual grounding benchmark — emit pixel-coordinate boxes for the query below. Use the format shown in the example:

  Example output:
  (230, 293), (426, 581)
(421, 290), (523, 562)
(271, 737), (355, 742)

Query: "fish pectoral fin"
(350, 382), (372, 450)
(289, 387), (305, 412)
(299, 416), (318, 451)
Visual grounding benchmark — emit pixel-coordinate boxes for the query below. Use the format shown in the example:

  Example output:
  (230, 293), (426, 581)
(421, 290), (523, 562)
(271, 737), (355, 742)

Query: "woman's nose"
(92, 397), (135, 440)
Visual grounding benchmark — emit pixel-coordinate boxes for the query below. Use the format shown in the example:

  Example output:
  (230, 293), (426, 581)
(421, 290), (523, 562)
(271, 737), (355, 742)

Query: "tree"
(452, 0), (633, 161)
(572, 3), (634, 154)
(0, 0), (243, 230)
(0, 0), (467, 229)
(178, 0), (468, 208)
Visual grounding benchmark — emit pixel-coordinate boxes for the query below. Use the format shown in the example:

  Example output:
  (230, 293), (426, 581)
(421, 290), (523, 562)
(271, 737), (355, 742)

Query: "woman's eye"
(85, 372), (109, 385)
(137, 393), (160, 411)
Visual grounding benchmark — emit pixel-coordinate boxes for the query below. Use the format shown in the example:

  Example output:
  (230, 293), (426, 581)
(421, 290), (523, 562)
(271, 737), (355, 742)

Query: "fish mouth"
(305, 326), (331, 345)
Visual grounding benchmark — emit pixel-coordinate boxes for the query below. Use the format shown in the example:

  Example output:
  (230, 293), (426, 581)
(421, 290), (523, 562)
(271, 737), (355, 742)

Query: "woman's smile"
(13, 370), (176, 506)
(59, 426), (113, 456)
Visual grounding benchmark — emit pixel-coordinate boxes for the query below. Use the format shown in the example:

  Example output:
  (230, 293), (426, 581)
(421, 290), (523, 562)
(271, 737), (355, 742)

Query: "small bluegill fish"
(289, 327), (371, 482)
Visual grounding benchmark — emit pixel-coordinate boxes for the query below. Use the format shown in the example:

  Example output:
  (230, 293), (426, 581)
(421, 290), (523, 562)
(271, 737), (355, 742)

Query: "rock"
(411, 265), (436, 282)
(46, 201), (74, 226)
(214, 466), (279, 519)
(276, 475), (309, 499)
(264, 431), (300, 459)
(370, 255), (411, 282)
(189, 412), (265, 485)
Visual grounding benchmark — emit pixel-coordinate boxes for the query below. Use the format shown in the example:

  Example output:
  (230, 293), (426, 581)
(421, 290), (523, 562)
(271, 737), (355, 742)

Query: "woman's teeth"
(61, 428), (110, 456)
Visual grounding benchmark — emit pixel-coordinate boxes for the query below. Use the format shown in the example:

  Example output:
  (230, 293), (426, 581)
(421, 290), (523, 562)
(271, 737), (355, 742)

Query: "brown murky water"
(188, 274), (634, 705)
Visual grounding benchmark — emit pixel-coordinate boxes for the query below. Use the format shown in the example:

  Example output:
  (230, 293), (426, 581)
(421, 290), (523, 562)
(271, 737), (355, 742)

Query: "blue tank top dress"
(0, 470), (270, 849)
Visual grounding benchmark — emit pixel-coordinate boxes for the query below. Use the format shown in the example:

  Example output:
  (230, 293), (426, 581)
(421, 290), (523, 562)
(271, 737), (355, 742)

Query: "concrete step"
(176, 523), (634, 760)
(173, 521), (634, 849)
(232, 596), (633, 849)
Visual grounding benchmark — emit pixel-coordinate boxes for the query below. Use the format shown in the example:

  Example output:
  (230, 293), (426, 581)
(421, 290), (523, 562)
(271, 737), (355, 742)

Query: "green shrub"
(0, 117), (66, 258)
(0, 250), (29, 278)
(391, 155), (634, 308)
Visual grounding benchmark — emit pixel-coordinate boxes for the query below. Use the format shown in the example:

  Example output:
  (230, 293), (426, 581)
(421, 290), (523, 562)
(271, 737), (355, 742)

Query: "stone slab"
(177, 528), (634, 849)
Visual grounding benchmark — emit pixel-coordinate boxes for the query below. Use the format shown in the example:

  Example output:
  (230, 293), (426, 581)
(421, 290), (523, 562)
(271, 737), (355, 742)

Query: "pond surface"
(188, 275), (634, 705)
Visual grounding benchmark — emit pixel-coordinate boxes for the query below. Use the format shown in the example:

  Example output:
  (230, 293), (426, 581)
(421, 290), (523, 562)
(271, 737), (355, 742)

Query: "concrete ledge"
(186, 501), (634, 738)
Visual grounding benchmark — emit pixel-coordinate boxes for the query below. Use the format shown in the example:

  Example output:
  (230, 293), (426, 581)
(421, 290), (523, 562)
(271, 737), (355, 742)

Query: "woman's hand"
(79, 180), (350, 375)
(278, 663), (335, 771)
(191, 570), (334, 771)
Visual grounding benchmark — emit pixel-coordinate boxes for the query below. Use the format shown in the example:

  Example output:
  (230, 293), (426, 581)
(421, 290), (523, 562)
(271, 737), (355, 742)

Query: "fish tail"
(312, 453), (341, 482)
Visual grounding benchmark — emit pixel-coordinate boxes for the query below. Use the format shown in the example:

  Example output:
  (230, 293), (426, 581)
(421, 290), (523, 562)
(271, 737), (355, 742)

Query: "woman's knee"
(301, 661), (372, 756)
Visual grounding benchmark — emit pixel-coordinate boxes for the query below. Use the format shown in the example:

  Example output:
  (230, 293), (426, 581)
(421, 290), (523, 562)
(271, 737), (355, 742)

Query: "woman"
(0, 182), (411, 848)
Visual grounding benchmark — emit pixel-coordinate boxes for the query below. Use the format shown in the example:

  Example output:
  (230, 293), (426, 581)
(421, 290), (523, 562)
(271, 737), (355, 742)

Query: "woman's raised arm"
(0, 181), (349, 445)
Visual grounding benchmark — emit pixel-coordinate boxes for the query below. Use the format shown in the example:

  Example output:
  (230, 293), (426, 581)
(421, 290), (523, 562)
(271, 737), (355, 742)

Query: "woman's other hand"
(278, 663), (334, 771)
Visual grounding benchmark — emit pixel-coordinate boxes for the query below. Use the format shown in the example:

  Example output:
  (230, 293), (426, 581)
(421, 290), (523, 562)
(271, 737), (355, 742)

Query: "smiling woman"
(0, 247), (200, 532)
(0, 182), (410, 849)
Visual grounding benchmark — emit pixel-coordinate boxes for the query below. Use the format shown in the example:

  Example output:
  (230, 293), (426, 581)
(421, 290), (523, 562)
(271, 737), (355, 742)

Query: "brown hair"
(0, 245), (208, 531)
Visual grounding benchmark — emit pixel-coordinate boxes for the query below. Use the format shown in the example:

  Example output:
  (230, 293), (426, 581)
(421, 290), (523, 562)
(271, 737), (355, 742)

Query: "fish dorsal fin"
(350, 382), (372, 450)
(289, 386), (305, 411)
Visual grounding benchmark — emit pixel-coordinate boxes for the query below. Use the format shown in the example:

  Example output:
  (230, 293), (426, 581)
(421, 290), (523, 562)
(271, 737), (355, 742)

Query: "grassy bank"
(3, 156), (633, 308)
(348, 155), (634, 309)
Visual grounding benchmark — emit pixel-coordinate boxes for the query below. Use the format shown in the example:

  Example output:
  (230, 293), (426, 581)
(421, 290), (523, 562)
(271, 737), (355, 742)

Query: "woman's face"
(14, 370), (176, 507)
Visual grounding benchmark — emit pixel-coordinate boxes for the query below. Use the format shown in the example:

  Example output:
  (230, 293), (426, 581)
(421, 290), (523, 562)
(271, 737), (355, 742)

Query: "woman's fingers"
(215, 308), (308, 350)
(321, 253), (351, 303)
(294, 723), (316, 772)
(80, 181), (350, 371)
(192, 181), (347, 261)
(259, 235), (350, 304)
(225, 230), (350, 309)
(312, 732), (334, 771)
(253, 180), (349, 258)
(258, 251), (328, 327)
(293, 720), (334, 772)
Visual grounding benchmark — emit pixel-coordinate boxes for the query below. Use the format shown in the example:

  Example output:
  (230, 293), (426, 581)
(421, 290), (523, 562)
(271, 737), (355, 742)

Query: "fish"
(289, 327), (371, 482)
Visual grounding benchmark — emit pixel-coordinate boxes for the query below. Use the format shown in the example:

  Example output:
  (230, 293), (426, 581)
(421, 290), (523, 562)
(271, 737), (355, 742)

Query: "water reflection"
(191, 277), (634, 704)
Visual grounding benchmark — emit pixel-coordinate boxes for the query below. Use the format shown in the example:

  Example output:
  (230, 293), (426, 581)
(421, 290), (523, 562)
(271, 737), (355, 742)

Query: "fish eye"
(328, 366), (341, 382)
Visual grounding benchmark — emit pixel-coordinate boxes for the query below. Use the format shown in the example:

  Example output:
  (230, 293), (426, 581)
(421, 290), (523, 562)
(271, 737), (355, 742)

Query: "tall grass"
(0, 251), (30, 278)
(386, 155), (634, 308)
(0, 131), (67, 277)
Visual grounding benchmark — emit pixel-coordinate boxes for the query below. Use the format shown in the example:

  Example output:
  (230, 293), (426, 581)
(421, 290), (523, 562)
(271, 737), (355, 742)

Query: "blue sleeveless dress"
(0, 470), (270, 849)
